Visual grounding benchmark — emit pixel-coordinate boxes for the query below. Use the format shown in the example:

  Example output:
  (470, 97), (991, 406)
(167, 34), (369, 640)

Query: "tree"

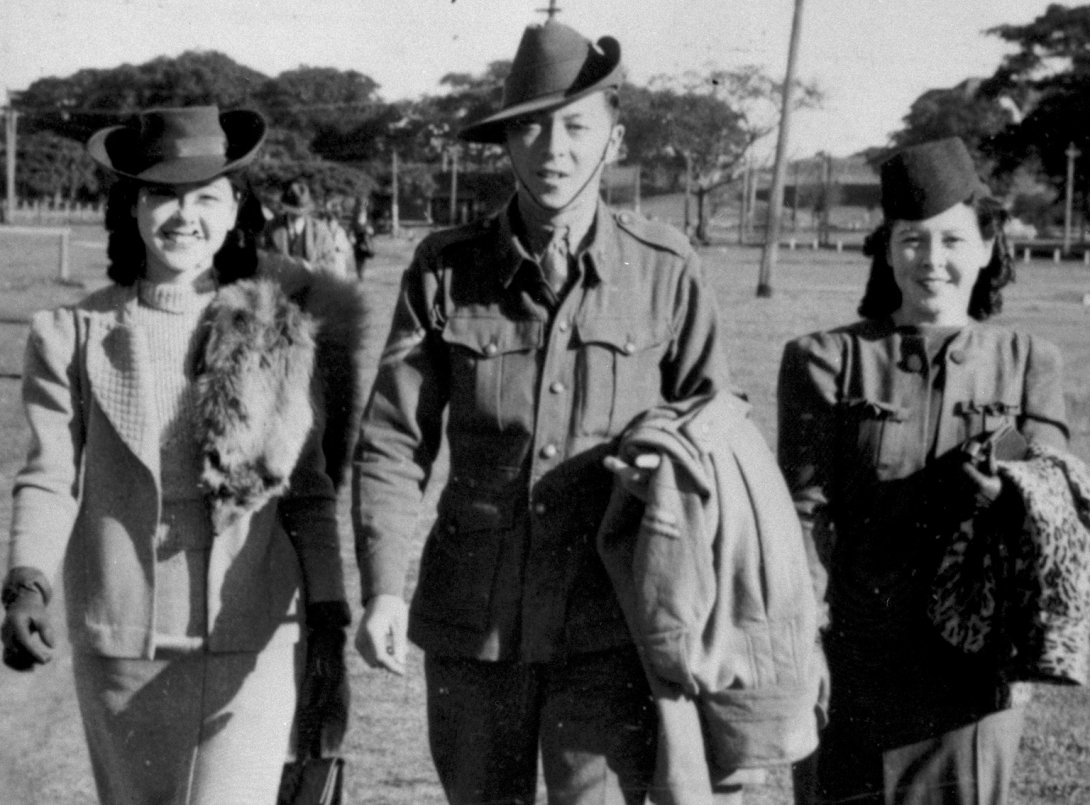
(17, 51), (268, 144)
(980, 4), (1090, 199)
(11, 52), (382, 204)
(428, 61), (511, 170)
(259, 66), (381, 139)
(623, 65), (821, 242)
(3, 131), (101, 202)
(890, 79), (1014, 170)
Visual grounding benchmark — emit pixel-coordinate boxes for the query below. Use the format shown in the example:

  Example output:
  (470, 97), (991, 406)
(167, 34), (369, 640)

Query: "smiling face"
(134, 177), (240, 284)
(504, 91), (624, 213)
(887, 202), (994, 327)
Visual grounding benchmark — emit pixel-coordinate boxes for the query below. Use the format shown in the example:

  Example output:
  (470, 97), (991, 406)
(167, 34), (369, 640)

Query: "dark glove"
(928, 436), (1005, 526)
(296, 601), (351, 758)
(1, 567), (55, 672)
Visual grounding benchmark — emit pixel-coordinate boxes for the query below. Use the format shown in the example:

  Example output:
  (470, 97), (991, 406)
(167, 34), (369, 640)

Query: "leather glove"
(1, 567), (55, 672)
(928, 437), (1005, 526)
(296, 600), (351, 758)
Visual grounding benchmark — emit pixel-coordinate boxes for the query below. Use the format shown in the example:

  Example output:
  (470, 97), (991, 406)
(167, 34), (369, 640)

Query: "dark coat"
(354, 199), (732, 661)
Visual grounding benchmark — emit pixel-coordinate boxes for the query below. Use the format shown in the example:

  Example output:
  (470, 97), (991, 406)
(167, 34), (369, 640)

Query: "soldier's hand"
(356, 594), (407, 675)
(603, 452), (661, 502)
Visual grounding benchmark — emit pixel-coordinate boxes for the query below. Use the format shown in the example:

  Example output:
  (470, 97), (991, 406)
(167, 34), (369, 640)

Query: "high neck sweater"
(132, 273), (217, 650)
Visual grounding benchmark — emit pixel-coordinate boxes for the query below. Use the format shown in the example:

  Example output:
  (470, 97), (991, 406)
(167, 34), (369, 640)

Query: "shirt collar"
(495, 196), (620, 289)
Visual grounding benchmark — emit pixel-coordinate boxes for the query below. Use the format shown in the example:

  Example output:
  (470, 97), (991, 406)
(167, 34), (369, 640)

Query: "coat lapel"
(85, 293), (160, 478)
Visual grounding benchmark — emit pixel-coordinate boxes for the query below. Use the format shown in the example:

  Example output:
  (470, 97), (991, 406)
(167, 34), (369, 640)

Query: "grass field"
(1, 223), (1090, 803)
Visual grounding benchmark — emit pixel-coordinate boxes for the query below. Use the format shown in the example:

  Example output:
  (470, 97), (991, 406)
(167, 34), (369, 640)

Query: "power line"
(9, 100), (390, 117)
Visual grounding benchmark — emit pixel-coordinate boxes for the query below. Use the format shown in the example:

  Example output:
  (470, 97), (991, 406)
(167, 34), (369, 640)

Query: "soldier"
(353, 20), (731, 804)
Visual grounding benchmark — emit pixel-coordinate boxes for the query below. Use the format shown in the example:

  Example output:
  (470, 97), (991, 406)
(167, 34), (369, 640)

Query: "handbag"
(277, 756), (345, 805)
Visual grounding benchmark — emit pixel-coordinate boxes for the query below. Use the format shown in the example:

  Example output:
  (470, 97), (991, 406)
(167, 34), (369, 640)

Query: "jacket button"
(484, 342), (498, 356)
(557, 319), (570, 333)
(623, 341), (636, 354)
(905, 354), (924, 373)
(540, 443), (558, 459)
(949, 349), (965, 364)
(534, 502), (547, 516)
(549, 381), (566, 394)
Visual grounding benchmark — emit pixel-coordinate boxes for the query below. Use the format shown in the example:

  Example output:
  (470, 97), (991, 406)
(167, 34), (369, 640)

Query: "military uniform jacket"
(776, 319), (1067, 743)
(354, 199), (731, 662)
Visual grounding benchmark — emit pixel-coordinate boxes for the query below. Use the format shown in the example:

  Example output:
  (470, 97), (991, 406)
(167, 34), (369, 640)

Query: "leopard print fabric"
(928, 443), (1090, 686)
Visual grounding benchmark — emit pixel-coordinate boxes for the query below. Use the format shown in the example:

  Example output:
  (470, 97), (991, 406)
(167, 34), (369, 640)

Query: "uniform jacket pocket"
(838, 397), (912, 479)
(441, 315), (543, 432)
(573, 317), (670, 436)
(413, 493), (516, 632)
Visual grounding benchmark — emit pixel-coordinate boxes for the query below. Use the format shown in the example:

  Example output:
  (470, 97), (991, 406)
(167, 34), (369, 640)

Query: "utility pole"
(683, 150), (693, 237)
(1064, 142), (1080, 255)
(757, 0), (805, 298)
(3, 104), (17, 224)
(819, 151), (833, 246)
(449, 145), (459, 226)
(790, 158), (799, 231)
(738, 163), (749, 245)
(391, 150), (400, 238)
(537, 0), (561, 20)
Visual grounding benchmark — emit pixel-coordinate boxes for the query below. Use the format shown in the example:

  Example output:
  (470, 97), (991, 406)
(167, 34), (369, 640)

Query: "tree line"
(9, 4), (1088, 236)
(885, 3), (1090, 233)
(3, 47), (814, 237)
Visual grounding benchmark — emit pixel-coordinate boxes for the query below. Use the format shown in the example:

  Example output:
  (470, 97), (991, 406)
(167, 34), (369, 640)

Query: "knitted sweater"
(133, 275), (216, 650)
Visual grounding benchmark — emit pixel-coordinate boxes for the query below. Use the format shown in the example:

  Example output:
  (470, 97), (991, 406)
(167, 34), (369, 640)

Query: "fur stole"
(194, 255), (370, 527)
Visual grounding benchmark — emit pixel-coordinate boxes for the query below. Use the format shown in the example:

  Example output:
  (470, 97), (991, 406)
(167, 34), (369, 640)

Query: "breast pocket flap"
(573, 318), (669, 355)
(441, 316), (543, 358)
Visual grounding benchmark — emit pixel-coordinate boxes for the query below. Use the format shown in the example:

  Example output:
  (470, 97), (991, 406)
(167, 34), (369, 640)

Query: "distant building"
(757, 152), (881, 232)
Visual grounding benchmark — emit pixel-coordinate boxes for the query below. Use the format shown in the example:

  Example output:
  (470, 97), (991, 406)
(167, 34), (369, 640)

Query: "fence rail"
(4, 200), (103, 225)
(0, 225), (72, 280)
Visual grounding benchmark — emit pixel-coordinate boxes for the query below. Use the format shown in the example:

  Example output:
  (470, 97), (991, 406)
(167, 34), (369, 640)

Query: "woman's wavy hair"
(104, 171), (267, 287)
(857, 196), (1014, 322)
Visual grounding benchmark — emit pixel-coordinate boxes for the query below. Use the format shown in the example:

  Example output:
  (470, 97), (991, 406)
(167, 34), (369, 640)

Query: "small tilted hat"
(458, 20), (625, 144)
(87, 105), (266, 184)
(879, 137), (994, 221)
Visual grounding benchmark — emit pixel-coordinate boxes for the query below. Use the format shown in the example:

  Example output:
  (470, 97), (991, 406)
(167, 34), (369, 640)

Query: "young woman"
(778, 137), (1068, 804)
(0, 105), (364, 804)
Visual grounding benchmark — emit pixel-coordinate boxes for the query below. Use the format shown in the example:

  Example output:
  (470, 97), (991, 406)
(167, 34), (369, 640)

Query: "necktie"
(539, 229), (570, 297)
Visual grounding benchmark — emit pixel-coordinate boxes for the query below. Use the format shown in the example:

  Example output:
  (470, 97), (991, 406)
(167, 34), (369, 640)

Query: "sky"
(0, 0), (1058, 160)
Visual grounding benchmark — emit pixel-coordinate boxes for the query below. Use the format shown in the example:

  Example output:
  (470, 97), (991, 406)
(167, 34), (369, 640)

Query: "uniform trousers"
(73, 637), (298, 805)
(425, 645), (657, 805)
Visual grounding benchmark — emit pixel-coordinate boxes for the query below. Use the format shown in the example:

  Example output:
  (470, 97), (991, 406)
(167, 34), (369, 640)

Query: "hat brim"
(458, 39), (624, 145)
(87, 109), (266, 184)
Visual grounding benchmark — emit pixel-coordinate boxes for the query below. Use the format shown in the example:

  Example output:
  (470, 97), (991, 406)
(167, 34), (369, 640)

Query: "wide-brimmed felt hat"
(880, 137), (994, 221)
(87, 105), (266, 184)
(279, 180), (316, 216)
(458, 20), (625, 144)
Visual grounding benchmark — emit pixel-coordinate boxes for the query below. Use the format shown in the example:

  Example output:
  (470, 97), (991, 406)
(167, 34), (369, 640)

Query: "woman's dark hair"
(857, 196), (1014, 322)
(104, 171), (267, 287)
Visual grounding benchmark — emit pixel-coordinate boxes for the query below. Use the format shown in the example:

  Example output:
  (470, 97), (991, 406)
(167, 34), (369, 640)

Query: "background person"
(352, 20), (731, 805)
(350, 194), (376, 280)
(778, 137), (1069, 804)
(264, 177), (346, 277)
(0, 105), (355, 804)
